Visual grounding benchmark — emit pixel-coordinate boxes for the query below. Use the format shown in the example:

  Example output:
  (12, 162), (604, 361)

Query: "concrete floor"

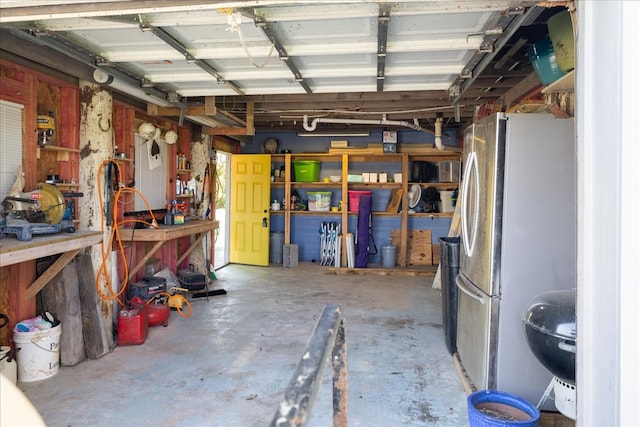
(18, 263), (468, 427)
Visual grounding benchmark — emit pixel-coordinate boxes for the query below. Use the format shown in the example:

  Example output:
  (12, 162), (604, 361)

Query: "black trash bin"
(438, 237), (460, 355)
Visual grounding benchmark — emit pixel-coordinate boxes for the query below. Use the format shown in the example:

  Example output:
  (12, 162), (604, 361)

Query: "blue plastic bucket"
(468, 390), (540, 427)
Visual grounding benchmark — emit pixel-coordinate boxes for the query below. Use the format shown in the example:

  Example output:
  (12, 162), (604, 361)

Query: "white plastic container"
(13, 323), (61, 382)
(438, 160), (460, 183)
(440, 190), (456, 213)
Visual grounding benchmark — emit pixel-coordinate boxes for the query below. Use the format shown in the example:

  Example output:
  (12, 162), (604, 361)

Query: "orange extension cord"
(95, 159), (160, 308)
(150, 291), (192, 318)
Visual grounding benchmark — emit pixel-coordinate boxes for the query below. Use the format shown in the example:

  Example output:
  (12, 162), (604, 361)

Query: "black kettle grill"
(522, 290), (576, 383)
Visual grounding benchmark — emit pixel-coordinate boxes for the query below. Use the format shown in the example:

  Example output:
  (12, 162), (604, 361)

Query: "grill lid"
(523, 290), (576, 341)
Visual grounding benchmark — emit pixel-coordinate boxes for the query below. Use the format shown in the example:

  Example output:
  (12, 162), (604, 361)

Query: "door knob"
(262, 217), (268, 227)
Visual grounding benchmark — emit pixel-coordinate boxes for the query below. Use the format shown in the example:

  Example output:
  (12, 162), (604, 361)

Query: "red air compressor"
(130, 296), (170, 327)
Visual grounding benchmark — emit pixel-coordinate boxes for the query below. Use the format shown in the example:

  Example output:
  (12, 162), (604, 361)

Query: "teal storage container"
(528, 37), (565, 86)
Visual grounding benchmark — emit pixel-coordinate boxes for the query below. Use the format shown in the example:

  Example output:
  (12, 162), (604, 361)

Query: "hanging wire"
(225, 11), (275, 68)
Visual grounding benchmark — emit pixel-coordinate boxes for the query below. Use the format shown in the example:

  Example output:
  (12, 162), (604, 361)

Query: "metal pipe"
(303, 115), (422, 132)
(303, 115), (447, 150)
(270, 304), (347, 427)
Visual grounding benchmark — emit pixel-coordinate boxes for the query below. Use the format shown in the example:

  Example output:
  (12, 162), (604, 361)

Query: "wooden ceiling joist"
(206, 101), (254, 136)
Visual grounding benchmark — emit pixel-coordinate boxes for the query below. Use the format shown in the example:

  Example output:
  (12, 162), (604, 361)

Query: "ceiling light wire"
(225, 10), (275, 68)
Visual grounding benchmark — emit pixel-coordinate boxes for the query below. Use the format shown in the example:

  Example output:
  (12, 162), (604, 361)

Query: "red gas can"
(117, 306), (148, 346)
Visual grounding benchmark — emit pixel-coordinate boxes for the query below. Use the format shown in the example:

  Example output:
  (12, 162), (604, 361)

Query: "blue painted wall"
(245, 129), (459, 155)
(246, 129), (458, 263)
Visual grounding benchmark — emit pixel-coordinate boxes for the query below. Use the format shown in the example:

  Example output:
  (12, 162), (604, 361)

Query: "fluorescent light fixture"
(296, 131), (370, 137)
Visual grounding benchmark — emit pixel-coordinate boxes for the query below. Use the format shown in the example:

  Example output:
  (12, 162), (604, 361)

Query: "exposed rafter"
(6, 28), (184, 108)
(138, 21), (244, 95)
(253, 15), (312, 94)
(376, 5), (390, 92)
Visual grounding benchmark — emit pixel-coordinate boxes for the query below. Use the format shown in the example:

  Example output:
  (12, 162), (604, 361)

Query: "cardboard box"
(330, 140), (349, 148)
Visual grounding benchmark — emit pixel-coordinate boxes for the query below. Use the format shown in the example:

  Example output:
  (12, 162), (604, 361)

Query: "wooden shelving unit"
(271, 150), (461, 268)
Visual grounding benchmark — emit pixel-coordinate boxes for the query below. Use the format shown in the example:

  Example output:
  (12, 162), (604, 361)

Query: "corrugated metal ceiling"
(0, 1), (562, 134)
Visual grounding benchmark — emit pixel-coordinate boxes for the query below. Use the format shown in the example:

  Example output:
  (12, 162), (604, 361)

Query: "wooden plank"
(245, 100), (254, 134)
(176, 232), (206, 267)
(121, 241), (164, 286)
(76, 253), (111, 358)
(432, 244), (441, 266)
(0, 231), (102, 267)
(147, 104), (216, 117)
(453, 352), (477, 395)
(116, 220), (218, 242)
(215, 108), (245, 126)
(540, 411), (575, 427)
(207, 126), (251, 135)
(326, 266), (437, 276)
(26, 249), (79, 299)
(398, 145), (463, 155)
(204, 96), (217, 116)
(391, 229), (432, 266)
(40, 258), (86, 366)
(385, 188), (403, 213)
(432, 197), (461, 289)
(328, 147), (383, 155)
(1, 263), (36, 344)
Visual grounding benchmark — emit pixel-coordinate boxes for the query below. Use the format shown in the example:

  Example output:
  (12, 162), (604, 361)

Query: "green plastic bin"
(293, 160), (320, 182)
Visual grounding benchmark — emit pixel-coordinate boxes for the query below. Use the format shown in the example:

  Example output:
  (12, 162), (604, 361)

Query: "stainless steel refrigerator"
(455, 112), (575, 407)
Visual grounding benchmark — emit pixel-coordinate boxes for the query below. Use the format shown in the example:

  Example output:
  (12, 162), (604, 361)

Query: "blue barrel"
(468, 390), (540, 427)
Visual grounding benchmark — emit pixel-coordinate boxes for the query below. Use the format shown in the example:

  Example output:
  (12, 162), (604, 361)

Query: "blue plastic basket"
(468, 390), (540, 427)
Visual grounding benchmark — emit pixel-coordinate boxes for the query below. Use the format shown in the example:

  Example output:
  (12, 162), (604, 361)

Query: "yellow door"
(230, 154), (271, 266)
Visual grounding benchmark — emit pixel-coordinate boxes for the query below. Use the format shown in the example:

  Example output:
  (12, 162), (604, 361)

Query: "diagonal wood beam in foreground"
(207, 101), (254, 135)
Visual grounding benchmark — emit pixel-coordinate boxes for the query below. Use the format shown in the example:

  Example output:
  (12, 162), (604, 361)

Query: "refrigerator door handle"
(456, 273), (487, 304)
(461, 151), (479, 257)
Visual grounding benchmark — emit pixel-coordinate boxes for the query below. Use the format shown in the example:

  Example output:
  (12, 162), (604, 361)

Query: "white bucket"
(1, 346), (17, 384)
(13, 323), (61, 382)
(440, 190), (455, 213)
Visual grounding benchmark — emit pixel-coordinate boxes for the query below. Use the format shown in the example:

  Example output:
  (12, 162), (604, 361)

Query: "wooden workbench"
(116, 219), (218, 284)
(0, 230), (103, 343)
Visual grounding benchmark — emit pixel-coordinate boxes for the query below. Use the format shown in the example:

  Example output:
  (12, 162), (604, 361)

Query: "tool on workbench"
(0, 183), (82, 241)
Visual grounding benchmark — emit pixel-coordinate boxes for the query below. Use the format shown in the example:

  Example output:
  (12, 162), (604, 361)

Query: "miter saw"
(0, 183), (80, 241)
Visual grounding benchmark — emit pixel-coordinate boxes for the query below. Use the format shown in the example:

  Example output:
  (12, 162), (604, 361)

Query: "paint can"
(13, 323), (62, 382)
(381, 245), (397, 268)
